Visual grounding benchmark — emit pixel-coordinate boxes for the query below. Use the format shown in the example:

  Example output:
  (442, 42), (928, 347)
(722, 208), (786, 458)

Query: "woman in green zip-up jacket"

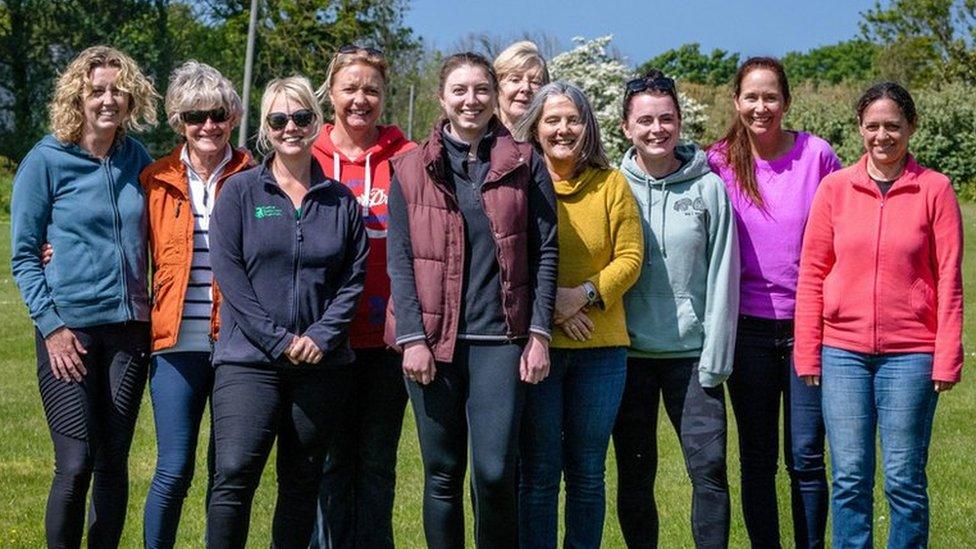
(612, 70), (740, 549)
(10, 46), (157, 548)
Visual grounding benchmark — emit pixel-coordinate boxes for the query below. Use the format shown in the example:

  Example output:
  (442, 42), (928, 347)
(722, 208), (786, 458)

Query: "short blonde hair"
(165, 60), (243, 135)
(48, 45), (159, 144)
(316, 47), (389, 101)
(257, 76), (323, 154)
(493, 41), (550, 84)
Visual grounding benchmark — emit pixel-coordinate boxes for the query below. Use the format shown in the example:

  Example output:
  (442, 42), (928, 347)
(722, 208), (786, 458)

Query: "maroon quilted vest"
(384, 120), (534, 362)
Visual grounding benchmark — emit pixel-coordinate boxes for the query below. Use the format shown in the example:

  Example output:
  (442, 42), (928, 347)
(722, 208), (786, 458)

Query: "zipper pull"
(296, 220), (303, 241)
(175, 200), (182, 218)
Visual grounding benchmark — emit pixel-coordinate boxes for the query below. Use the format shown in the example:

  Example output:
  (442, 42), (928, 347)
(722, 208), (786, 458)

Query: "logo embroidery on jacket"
(673, 197), (706, 216)
(254, 205), (283, 219)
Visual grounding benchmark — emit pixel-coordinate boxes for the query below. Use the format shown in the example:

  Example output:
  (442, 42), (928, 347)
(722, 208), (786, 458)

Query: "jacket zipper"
(873, 195), (885, 353)
(480, 159), (526, 339)
(292, 198), (304, 331)
(103, 157), (132, 318)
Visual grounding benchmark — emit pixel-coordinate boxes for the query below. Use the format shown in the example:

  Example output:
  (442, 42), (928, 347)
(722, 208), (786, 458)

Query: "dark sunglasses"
(624, 76), (676, 97)
(180, 108), (230, 125)
(266, 109), (316, 130)
(338, 44), (384, 56)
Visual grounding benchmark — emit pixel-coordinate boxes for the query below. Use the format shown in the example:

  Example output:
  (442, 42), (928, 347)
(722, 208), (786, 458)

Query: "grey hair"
(513, 81), (609, 174)
(165, 60), (243, 135)
(257, 75), (324, 155)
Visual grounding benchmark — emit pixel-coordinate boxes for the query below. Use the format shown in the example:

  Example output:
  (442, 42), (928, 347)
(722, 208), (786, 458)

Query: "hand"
(40, 243), (53, 266)
(558, 311), (594, 342)
(520, 333), (551, 384)
(934, 380), (955, 393)
(553, 285), (589, 325)
(285, 336), (323, 365)
(402, 341), (436, 385)
(44, 327), (88, 382)
(801, 375), (821, 387)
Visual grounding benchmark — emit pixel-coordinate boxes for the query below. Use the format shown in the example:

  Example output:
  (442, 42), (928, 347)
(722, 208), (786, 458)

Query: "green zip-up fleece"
(620, 143), (740, 387)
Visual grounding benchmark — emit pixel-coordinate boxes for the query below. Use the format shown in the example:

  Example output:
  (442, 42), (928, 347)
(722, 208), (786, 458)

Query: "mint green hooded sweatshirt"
(620, 142), (740, 387)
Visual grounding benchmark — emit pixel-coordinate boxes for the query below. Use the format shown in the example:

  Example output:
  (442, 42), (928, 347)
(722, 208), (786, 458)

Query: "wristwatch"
(581, 281), (599, 306)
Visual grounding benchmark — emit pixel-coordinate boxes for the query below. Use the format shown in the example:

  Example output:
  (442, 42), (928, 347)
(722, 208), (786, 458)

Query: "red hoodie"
(312, 124), (416, 349)
(794, 155), (964, 382)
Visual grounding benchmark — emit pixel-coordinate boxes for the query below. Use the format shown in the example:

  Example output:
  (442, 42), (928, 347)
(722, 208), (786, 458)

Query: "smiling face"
(498, 64), (544, 128)
(622, 92), (681, 163)
(734, 67), (788, 138)
(859, 97), (914, 172)
(83, 66), (129, 138)
(537, 94), (585, 169)
(329, 63), (384, 132)
(268, 93), (315, 157)
(438, 64), (496, 139)
(184, 106), (232, 157)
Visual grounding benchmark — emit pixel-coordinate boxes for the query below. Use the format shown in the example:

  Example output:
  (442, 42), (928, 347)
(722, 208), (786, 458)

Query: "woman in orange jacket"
(139, 61), (251, 548)
(794, 82), (963, 548)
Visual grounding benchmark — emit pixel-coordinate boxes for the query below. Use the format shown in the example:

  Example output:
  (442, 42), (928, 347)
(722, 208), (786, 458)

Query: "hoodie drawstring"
(335, 151), (385, 238)
(659, 183), (670, 258)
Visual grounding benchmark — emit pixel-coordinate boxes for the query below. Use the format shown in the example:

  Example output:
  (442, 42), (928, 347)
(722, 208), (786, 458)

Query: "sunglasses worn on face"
(624, 76), (676, 98)
(180, 108), (230, 125)
(266, 109), (316, 130)
(338, 44), (384, 56)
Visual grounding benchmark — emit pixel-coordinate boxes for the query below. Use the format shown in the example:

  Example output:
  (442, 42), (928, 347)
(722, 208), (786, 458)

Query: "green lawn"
(1, 204), (974, 547)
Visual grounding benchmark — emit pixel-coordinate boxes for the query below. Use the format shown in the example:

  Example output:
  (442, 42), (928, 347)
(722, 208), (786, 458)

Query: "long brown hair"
(714, 56), (791, 207)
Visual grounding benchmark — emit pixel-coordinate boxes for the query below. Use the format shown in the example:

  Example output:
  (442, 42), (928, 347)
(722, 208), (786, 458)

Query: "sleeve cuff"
(269, 332), (295, 359)
(698, 370), (729, 388)
(395, 333), (427, 346)
(529, 326), (552, 340)
(35, 308), (65, 339)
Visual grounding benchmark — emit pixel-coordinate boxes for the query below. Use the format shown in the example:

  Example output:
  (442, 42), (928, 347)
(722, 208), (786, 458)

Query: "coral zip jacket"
(794, 155), (964, 382)
(141, 145), (252, 352)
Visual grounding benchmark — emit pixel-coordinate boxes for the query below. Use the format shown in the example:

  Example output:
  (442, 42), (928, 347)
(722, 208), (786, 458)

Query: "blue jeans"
(728, 315), (827, 548)
(310, 348), (408, 549)
(144, 352), (214, 549)
(519, 346), (627, 549)
(822, 346), (939, 549)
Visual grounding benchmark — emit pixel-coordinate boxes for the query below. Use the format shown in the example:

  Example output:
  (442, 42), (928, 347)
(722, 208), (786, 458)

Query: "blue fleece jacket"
(209, 156), (368, 368)
(11, 134), (153, 337)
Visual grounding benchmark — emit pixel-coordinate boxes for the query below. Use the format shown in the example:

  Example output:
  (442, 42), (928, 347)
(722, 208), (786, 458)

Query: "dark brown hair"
(437, 52), (498, 96)
(714, 56), (791, 207)
(621, 69), (682, 121)
(856, 81), (917, 127)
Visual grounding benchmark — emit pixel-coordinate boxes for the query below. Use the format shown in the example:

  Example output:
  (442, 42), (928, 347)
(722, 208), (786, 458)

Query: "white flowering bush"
(551, 35), (709, 162)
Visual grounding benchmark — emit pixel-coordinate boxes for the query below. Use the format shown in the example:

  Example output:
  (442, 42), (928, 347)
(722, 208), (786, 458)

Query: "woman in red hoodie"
(309, 45), (416, 549)
(794, 82), (963, 548)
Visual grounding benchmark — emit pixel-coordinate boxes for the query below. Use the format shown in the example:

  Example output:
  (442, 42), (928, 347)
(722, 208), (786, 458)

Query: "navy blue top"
(210, 156), (369, 367)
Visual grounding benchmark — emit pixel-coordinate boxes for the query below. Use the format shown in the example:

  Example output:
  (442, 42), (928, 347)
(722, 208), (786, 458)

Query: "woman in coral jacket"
(139, 61), (251, 548)
(794, 82), (963, 549)
(308, 45), (416, 549)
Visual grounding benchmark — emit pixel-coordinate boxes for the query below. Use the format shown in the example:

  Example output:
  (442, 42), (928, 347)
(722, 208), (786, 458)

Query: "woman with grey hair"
(139, 60), (251, 548)
(513, 82), (644, 548)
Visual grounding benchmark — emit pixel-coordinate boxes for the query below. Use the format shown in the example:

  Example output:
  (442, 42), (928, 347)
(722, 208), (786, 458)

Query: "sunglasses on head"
(624, 76), (676, 98)
(180, 108), (230, 125)
(338, 44), (384, 56)
(266, 109), (316, 130)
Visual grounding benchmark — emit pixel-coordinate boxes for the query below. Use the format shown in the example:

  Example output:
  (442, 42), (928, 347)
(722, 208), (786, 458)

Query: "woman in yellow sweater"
(514, 81), (644, 548)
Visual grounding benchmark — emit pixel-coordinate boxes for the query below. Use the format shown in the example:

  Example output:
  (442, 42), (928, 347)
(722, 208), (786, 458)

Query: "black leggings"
(35, 322), (150, 549)
(206, 363), (354, 549)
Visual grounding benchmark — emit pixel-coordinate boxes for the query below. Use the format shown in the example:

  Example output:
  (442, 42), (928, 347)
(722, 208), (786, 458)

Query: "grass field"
(1, 204), (974, 547)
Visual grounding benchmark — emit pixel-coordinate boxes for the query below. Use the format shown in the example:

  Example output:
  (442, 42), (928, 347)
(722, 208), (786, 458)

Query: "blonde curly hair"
(48, 45), (159, 144)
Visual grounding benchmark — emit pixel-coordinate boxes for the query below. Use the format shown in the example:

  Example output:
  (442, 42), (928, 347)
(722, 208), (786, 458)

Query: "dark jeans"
(310, 348), (408, 549)
(144, 351), (215, 549)
(207, 363), (354, 549)
(35, 322), (150, 549)
(406, 340), (525, 549)
(519, 346), (627, 549)
(727, 315), (827, 549)
(613, 357), (730, 549)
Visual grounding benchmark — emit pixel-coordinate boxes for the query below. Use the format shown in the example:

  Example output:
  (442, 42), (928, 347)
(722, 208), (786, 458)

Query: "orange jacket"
(140, 145), (252, 352)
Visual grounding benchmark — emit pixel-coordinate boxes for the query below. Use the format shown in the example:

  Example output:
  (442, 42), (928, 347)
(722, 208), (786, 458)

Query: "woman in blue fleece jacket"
(206, 75), (368, 548)
(10, 46), (158, 548)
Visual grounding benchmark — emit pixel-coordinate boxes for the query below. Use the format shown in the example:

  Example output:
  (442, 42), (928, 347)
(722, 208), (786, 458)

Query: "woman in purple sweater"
(707, 57), (841, 549)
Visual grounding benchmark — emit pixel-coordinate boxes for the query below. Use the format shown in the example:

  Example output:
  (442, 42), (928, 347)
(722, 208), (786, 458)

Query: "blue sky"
(404, 0), (878, 66)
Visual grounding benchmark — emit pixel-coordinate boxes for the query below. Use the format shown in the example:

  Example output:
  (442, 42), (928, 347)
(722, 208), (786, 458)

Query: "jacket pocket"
(823, 273), (841, 321)
(627, 292), (703, 352)
(910, 278), (936, 327)
(47, 237), (97, 306)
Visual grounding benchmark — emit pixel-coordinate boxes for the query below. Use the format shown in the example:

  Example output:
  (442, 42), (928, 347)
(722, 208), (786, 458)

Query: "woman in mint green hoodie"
(612, 70), (740, 549)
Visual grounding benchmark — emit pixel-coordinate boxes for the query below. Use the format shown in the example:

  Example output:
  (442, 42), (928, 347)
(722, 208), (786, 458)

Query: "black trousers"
(206, 363), (354, 549)
(613, 357), (730, 549)
(35, 322), (150, 549)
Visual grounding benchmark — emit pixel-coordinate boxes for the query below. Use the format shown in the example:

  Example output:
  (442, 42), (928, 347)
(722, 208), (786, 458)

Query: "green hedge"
(788, 82), (976, 199)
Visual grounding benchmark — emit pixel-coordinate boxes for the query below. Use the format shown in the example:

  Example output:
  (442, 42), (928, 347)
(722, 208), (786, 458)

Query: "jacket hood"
(620, 141), (712, 188)
(312, 124), (411, 164)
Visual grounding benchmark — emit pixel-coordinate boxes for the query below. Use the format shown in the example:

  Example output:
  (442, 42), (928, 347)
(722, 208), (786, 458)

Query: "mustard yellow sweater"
(552, 167), (644, 349)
